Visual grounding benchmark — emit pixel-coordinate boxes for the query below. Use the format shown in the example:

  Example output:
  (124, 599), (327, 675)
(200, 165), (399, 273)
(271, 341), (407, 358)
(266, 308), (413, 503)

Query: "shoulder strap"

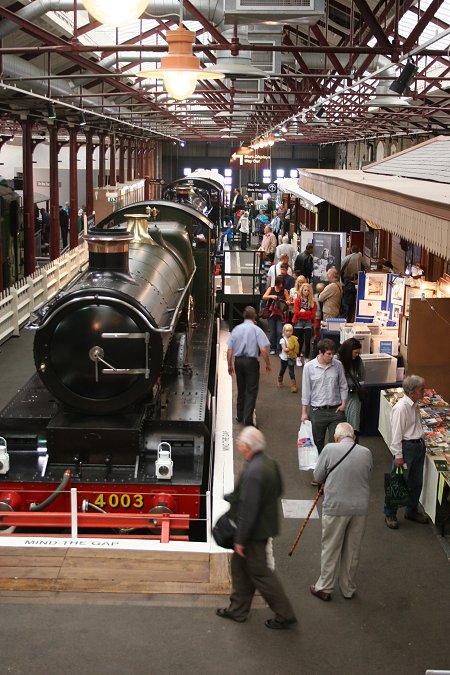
(348, 369), (361, 390)
(324, 442), (356, 483)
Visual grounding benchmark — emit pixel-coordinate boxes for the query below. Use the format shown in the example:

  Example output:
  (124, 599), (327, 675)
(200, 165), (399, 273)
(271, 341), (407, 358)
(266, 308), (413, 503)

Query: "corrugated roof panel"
(363, 137), (450, 184)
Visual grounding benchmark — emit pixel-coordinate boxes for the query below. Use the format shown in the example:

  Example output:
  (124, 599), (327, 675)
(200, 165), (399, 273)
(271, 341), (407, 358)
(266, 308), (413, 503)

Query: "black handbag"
(349, 370), (368, 402)
(212, 512), (237, 549)
(384, 468), (409, 508)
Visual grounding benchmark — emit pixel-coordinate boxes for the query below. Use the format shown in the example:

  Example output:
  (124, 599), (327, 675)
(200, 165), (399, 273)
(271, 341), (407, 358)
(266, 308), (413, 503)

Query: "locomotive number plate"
(94, 493), (144, 509)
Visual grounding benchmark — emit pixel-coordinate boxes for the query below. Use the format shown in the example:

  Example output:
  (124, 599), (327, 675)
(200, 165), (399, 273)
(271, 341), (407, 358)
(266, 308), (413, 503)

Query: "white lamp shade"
(163, 72), (198, 101)
(82, 0), (148, 26)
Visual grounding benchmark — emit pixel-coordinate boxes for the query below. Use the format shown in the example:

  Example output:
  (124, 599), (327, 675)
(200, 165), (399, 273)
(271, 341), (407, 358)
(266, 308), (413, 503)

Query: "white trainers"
(270, 350), (276, 355)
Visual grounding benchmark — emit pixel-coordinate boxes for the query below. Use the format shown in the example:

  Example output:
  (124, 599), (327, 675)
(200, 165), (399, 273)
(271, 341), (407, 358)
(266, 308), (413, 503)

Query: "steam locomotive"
(0, 172), (224, 541)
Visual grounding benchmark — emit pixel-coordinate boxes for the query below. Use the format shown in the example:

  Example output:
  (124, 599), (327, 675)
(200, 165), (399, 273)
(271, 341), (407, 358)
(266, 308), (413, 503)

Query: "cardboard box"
(361, 353), (397, 385)
(371, 335), (399, 356)
(339, 323), (371, 354)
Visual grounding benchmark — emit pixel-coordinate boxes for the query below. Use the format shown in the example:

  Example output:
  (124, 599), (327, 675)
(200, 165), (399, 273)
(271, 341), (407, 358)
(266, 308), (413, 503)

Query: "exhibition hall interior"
(0, 2), (449, 674)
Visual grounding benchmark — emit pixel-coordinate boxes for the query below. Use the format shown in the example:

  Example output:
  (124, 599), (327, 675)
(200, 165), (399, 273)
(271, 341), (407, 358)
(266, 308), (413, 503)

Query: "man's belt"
(312, 404), (340, 409)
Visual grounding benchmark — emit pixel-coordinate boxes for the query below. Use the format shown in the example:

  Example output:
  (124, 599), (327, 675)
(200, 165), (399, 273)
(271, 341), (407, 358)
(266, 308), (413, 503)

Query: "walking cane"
(288, 484), (323, 557)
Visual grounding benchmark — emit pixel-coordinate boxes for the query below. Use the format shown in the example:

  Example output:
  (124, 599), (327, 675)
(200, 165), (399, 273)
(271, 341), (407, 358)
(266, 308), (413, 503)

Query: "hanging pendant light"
(137, 24), (224, 101)
(82, 0), (148, 27)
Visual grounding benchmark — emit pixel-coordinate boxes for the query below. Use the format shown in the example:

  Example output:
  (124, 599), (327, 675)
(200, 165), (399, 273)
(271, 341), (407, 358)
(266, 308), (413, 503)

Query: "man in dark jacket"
(59, 205), (69, 249)
(216, 427), (297, 630)
(294, 243), (314, 281)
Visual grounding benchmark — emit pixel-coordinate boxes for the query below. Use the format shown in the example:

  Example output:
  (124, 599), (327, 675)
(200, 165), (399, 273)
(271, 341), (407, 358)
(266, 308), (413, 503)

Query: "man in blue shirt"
(227, 307), (271, 426)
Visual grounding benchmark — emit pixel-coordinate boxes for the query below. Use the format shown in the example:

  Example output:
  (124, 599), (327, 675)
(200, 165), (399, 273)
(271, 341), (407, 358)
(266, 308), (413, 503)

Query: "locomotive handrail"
(30, 266), (197, 336)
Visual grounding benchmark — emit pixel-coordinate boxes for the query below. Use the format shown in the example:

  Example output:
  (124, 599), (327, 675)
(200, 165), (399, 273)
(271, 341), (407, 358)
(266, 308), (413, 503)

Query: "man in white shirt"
(384, 374), (428, 530)
(301, 339), (348, 458)
(275, 235), (297, 269)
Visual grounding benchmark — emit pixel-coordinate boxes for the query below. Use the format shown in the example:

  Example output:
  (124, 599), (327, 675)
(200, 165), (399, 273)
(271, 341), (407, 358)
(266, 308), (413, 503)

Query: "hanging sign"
(230, 146), (270, 168)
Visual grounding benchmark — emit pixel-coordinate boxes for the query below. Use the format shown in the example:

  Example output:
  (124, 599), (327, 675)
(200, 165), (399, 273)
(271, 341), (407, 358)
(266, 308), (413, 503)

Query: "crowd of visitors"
(221, 207), (428, 626)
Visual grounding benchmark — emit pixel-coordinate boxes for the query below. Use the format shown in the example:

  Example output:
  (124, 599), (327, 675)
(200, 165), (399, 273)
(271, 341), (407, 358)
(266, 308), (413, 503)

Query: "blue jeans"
(279, 358), (295, 380)
(268, 317), (283, 352)
(384, 439), (425, 517)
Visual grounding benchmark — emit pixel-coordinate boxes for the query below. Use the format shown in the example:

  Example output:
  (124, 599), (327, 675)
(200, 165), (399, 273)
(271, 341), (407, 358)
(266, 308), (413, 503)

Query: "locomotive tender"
(0, 173), (223, 541)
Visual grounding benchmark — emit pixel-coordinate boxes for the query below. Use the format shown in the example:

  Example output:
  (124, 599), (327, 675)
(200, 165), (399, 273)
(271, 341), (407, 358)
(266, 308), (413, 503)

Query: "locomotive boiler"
(0, 181), (222, 541)
(32, 216), (194, 414)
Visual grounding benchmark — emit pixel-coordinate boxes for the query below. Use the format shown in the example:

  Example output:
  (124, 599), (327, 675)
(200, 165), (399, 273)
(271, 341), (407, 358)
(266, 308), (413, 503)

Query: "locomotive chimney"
(85, 227), (133, 273)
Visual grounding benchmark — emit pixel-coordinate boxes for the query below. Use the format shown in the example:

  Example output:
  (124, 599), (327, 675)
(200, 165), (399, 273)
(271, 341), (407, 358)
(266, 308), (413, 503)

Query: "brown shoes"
(310, 585), (331, 601)
(385, 516), (399, 529)
(405, 511), (428, 524)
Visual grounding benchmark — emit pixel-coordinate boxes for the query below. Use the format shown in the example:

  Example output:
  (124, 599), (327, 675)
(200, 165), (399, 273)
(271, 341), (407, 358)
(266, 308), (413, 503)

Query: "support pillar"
(21, 118), (35, 275)
(85, 129), (94, 218)
(127, 139), (133, 182)
(109, 133), (116, 186)
(155, 141), (162, 199)
(139, 140), (145, 180)
(144, 176), (150, 201)
(69, 126), (79, 249)
(49, 123), (60, 261)
(134, 139), (140, 179)
(98, 133), (105, 188)
(118, 136), (125, 184)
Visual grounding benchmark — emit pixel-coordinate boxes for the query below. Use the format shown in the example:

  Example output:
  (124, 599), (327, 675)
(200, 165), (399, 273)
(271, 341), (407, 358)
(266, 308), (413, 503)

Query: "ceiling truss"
(0, 0), (449, 145)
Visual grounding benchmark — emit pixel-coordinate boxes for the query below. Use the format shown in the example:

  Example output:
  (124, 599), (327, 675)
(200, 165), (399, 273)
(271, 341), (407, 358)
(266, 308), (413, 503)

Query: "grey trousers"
(228, 540), (296, 622)
(310, 407), (346, 453)
(314, 514), (367, 598)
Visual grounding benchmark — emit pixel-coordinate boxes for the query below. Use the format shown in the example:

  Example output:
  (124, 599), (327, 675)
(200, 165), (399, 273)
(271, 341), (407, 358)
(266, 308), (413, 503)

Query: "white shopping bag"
(297, 420), (318, 471)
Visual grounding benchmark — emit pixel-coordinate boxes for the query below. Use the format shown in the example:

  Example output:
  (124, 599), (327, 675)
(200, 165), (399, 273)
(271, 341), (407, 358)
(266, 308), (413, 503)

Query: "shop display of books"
(382, 388), (450, 451)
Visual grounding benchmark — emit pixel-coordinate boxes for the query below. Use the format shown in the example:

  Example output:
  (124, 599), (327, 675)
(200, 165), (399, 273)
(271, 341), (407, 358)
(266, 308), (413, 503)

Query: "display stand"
(408, 297), (450, 402)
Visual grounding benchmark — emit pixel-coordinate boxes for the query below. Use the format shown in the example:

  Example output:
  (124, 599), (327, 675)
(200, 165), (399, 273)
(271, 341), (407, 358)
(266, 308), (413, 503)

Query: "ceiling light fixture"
(389, 58), (418, 95)
(47, 101), (56, 120)
(137, 24), (224, 101)
(79, 111), (87, 127)
(81, 0), (148, 27)
(315, 106), (326, 119)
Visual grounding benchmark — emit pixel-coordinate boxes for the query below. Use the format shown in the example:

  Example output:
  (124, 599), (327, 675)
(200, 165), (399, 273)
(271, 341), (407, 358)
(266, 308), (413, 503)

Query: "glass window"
(211, 168), (218, 173)
(263, 169), (271, 179)
(224, 168), (232, 177)
(224, 176), (232, 186)
(290, 169), (298, 178)
(183, 168), (192, 175)
(276, 169), (285, 178)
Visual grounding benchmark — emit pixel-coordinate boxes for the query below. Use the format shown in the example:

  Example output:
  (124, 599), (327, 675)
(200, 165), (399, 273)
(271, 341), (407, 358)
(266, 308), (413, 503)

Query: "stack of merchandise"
(384, 388), (450, 453)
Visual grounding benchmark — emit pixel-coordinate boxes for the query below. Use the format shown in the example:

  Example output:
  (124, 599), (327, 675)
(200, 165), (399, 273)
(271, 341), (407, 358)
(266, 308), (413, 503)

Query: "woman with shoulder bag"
(263, 275), (291, 355)
(337, 338), (366, 440)
(292, 283), (316, 364)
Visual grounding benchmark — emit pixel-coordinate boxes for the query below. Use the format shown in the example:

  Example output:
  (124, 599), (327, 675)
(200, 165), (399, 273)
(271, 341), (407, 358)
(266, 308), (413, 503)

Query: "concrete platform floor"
(0, 328), (449, 675)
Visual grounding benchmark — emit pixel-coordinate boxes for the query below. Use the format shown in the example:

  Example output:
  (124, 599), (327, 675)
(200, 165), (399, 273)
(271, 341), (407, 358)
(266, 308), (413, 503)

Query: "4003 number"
(94, 494), (144, 509)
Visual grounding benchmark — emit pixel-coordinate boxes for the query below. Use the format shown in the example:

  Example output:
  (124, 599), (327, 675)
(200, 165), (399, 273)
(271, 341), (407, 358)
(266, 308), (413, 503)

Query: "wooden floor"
(0, 547), (231, 596)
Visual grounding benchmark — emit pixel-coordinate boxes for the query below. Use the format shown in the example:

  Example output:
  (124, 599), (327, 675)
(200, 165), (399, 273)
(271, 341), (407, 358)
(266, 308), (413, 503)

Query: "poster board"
(312, 232), (346, 289)
(408, 298), (450, 402)
(356, 271), (391, 322)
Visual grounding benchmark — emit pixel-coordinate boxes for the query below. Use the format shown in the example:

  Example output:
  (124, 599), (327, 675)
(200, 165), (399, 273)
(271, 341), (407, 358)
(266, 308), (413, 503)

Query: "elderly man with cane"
(308, 422), (372, 601)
